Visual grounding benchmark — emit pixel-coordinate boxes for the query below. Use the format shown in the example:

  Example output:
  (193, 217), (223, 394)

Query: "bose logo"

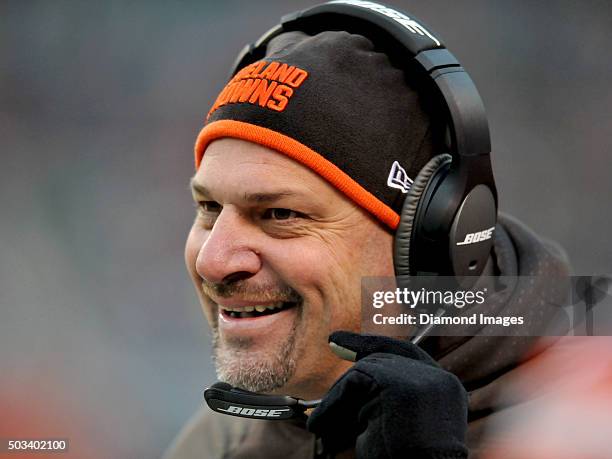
(217, 406), (291, 417)
(456, 227), (495, 246)
(387, 160), (413, 193)
(329, 0), (441, 46)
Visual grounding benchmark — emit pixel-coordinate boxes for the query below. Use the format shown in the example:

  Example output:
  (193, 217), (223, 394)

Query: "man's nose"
(195, 209), (262, 285)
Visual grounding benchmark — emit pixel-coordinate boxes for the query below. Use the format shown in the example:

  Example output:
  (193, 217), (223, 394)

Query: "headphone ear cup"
(394, 153), (452, 277)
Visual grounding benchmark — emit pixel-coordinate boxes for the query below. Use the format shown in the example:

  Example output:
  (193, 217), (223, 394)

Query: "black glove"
(306, 331), (468, 459)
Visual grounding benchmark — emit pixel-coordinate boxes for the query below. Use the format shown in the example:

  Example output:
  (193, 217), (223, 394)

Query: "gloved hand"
(306, 331), (468, 459)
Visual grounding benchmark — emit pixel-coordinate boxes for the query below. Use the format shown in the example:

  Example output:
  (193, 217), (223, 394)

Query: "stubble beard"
(203, 279), (303, 393)
(211, 319), (299, 393)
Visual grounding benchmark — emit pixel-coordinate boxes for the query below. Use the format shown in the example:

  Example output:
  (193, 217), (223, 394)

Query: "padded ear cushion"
(394, 153), (452, 277)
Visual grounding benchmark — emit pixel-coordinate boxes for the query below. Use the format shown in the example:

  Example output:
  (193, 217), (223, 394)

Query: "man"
(165, 15), (572, 459)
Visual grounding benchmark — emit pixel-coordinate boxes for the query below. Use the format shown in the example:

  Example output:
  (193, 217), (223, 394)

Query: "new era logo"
(387, 161), (413, 193)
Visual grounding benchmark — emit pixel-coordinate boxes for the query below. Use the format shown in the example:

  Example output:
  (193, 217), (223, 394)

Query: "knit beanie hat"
(194, 30), (443, 230)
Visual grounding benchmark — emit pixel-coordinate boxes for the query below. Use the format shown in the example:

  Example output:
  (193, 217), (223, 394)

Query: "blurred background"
(1, 0), (611, 457)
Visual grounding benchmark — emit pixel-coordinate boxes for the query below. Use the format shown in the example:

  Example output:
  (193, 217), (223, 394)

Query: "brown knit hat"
(195, 30), (443, 229)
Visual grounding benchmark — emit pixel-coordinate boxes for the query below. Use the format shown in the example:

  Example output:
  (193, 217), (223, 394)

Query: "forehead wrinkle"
(242, 190), (298, 204)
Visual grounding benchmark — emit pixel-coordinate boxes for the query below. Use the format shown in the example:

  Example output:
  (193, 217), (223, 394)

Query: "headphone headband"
(282, 1), (442, 53)
(234, 0), (442, 69)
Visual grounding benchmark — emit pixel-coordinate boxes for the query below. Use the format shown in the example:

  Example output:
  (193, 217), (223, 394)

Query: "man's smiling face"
(185, 138), (394, 399)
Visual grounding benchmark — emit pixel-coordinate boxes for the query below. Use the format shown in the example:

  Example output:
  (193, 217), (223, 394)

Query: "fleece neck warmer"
(195, 30), (443, 229)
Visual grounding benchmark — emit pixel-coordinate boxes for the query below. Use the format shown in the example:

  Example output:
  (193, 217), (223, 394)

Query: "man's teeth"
(221, 302), (285, 313)
(219, 300), (300, 318)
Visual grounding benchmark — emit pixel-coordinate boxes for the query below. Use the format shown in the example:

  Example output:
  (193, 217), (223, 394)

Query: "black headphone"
(204, 1), (499, 419)
(230, 0), (498, 281)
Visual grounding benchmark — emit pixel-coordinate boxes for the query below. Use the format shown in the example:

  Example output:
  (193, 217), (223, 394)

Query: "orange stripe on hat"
(194, 119), (400, 230)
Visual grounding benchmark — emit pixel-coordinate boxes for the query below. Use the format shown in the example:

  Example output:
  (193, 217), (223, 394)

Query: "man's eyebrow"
(189, 178), (209, 197)
(242, 191), (298, 203)
(190, 178), (300, 203)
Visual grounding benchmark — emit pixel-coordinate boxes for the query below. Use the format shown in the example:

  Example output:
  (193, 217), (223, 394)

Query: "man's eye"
(262, 208), (299, 220)
(197, 201), (222, 213)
